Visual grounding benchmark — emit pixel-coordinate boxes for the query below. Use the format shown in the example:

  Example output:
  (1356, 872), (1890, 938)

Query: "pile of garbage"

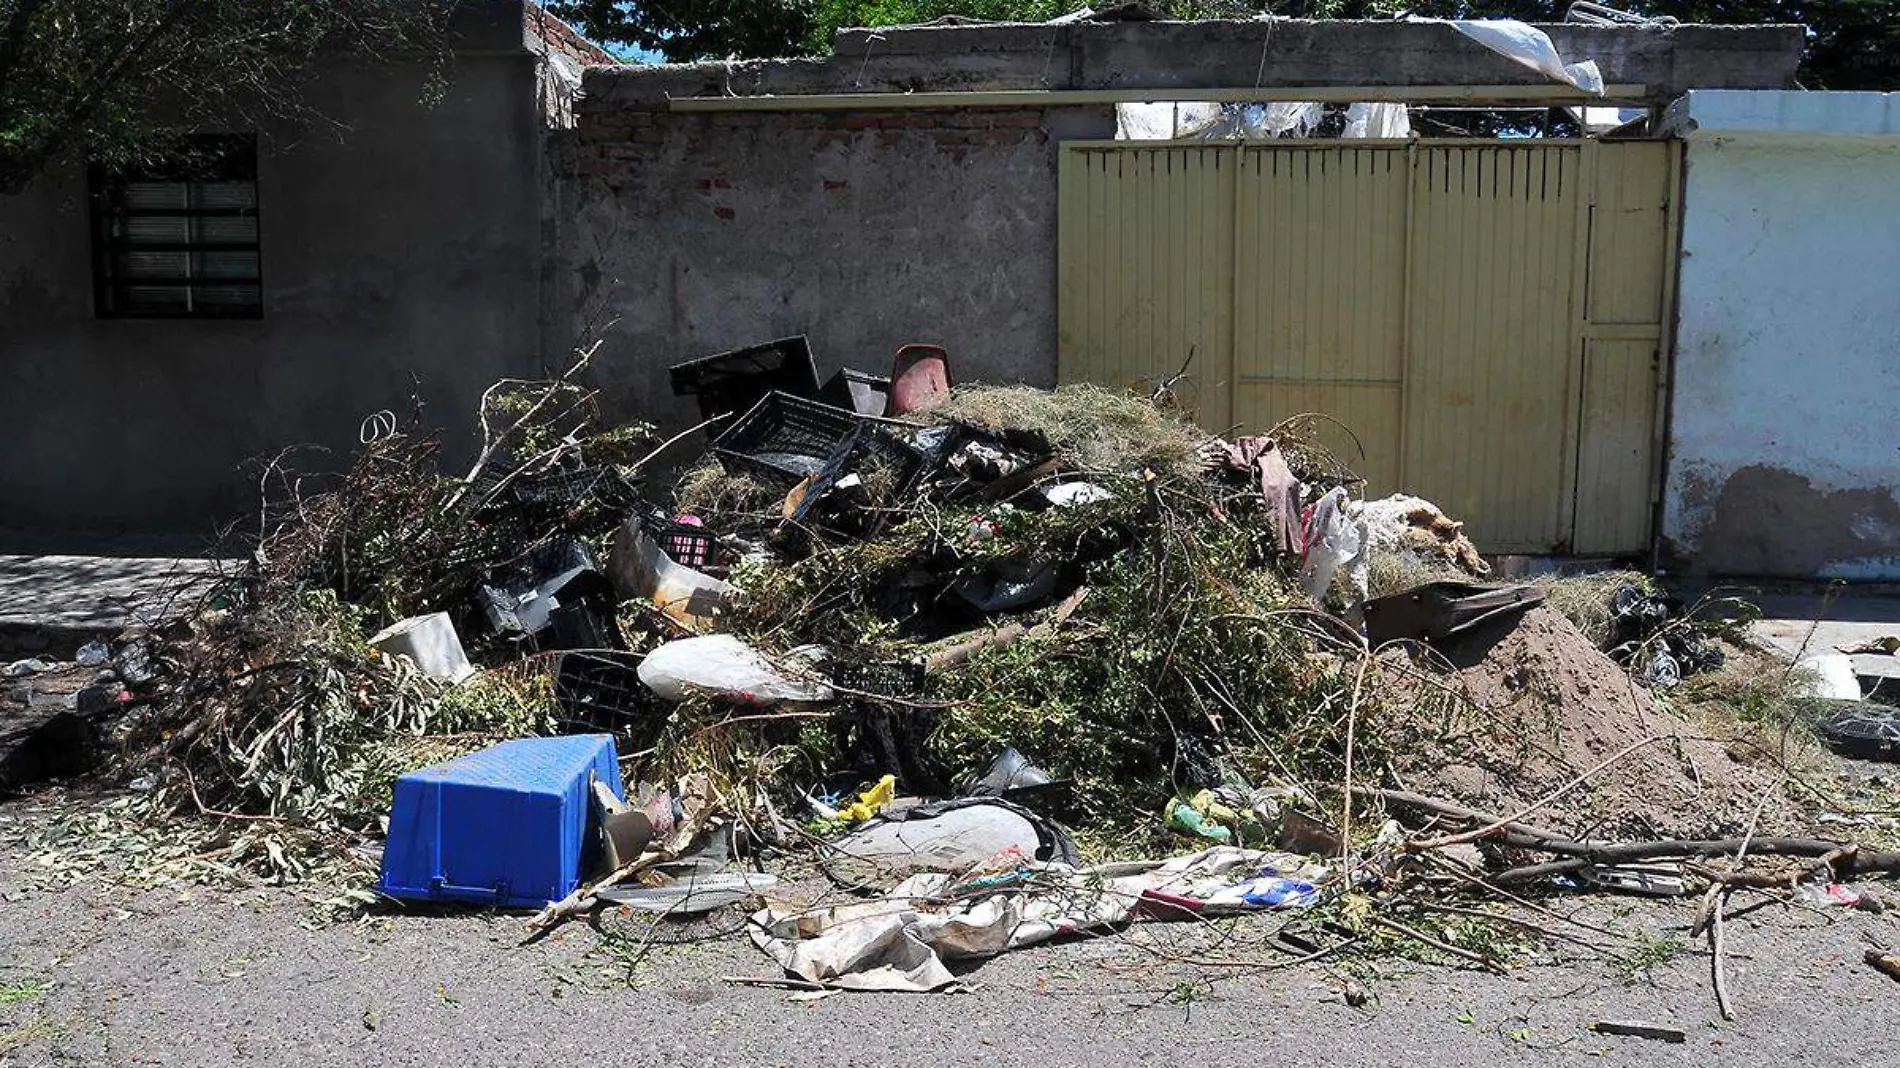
(29, 336), (1900, 994)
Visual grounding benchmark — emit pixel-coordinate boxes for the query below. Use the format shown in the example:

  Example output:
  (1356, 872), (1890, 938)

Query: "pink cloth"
(1224, 436), (1303, 554)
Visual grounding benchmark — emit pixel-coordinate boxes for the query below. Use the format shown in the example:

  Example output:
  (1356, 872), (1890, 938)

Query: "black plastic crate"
(511, 466), (639, 510)
(820, 368), (892, 417)
(669, 336), (820, 422)
(637, 506), (720, 570)
(712, 391), (903, 482)
(552, 650), (661, 734)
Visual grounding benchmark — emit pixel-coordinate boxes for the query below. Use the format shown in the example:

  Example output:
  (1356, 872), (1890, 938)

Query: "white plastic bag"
(1041, 482), (1114, 508)
(1300, 488), (1370, 608)
(1343, 102), (1411, 139)
(1115, 101), (1175, 141)
(1440, 18), (1604, 96)
(1253, 101), (1324, 138)
(638, 635), (835, 705)
(1793, 653), (1861, 702)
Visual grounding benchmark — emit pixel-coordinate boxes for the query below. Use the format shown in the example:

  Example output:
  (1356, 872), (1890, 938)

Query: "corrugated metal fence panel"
(1057, 146), (1234, 431)
(1586, 142), (1673, 326)
(1572, 141), (1676, 554)
(1233, 146), (1408, 495)
(1574, 338), (1661, 553)
(1057, 139), (1676, 557)
(1402, 146), (1581, 553)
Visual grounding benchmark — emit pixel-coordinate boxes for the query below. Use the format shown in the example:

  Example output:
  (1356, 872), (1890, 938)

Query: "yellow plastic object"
(837, 774), (896, 823)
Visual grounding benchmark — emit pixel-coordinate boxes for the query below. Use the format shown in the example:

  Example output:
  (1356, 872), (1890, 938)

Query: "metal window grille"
(89, 135), (262, 319)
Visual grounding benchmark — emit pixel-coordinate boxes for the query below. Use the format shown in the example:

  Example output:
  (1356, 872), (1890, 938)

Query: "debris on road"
(1589, 1019), (1688, 1043)
(1816, 704), (1900, 762)
(12, 335), (1896, 1007)
(1868, 948), (1900, 982)
(4, 658), (55, 678)
(379, 735), (625, 909)
(750, 845), (1334, 992)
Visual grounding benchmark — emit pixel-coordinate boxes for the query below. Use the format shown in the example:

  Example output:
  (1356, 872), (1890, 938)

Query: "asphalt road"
(3, 796), (1897, 1068)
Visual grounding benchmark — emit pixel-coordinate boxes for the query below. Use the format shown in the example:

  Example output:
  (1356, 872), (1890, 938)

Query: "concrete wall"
(550, 89), (1115, 440)
(638, 20), (1806, 102)
(1664, 91), (1900, 579)
(0, 51), (547, 551)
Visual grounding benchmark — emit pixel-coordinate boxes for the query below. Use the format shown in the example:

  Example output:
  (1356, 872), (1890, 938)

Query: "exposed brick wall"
(525, 4), (616, 66)
(569, 106), (1052, 185)
(544, 98), (1113, 446)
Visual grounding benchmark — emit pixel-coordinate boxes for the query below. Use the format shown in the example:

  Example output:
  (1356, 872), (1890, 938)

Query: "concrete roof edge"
(580, 19), (1806, 106)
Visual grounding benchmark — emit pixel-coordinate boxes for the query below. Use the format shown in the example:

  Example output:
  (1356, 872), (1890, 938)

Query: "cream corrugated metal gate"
(1057, 139), (1678, 555)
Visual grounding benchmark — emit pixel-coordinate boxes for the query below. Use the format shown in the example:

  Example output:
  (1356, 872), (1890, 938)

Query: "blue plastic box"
(378, 735), (624, 909)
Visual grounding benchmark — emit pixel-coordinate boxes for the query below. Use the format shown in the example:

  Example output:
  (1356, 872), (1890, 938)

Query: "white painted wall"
(1664, 91), (1900, 579)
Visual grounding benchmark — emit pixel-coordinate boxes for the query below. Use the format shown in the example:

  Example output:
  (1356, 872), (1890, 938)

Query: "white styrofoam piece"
(369, 611), (477, 684)
(1794, 653), (1862, 702)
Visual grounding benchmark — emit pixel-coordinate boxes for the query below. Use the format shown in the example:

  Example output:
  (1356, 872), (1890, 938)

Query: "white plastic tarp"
(1422, 17), (1605, 96)
(1343, 102), (1411, 139)
(1115, 101), (1324, 141)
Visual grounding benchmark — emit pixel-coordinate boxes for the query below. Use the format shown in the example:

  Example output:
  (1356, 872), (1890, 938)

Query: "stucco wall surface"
(1666, 91), (1900, 578)
(0, 55), (546, 549)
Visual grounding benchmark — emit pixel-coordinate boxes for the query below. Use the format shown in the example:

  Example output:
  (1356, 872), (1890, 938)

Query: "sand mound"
(1394, 605), (1784, 841)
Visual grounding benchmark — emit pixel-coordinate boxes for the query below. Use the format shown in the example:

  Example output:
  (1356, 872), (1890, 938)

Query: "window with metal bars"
(89, 135), (262, 319)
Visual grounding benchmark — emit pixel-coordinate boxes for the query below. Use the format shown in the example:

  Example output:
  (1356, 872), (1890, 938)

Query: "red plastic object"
(888, 343), (952, 416)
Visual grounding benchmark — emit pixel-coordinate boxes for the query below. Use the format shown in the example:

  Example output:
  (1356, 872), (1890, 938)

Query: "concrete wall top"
(584, 20), (1805, 106)
(1666, 89), (1900, 140)
(451, 0), (539, 53)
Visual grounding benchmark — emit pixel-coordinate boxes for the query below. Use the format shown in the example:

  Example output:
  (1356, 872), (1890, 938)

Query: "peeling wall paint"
(1666, 110), (1900, 578)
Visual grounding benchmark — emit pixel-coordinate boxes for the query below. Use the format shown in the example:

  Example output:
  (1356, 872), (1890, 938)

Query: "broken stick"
(923, 586), (1089, 672)
(1869, 949), (1900, 983)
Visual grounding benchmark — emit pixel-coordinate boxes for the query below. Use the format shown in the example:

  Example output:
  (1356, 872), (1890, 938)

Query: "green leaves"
(0, 0), (455, 193)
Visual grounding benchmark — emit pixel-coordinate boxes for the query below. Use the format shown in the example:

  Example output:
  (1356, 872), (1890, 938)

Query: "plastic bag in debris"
(952, 560), (1059, 612)
(1343, 102), (1411, 139)
(596, 873), (780, 915)
(1605, 583), (1723, 688)
(751, 846), (1332, 992)
(826, 796), (1080, 882)
(637, 634), (835, 705)
(75, 641), (111, 667)
(1040, 481), (1114, 507)
(4, 658), (55, 678)
(1794, 653), (1861, 702)
(1299, 487), (1370, 607)
(960, 747), (1069, 813)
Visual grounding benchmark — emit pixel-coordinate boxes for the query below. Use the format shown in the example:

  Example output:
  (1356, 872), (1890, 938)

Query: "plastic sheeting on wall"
(1115, 100), (1325, 141)
(1419, 17), (1605, 96)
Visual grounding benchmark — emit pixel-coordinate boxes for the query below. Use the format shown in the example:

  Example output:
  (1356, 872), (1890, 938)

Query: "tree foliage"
(0, 0), (456, 194)
(551, 0), (1894, 89)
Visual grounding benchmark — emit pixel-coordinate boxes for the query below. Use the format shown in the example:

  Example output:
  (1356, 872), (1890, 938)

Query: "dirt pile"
(1397, 605), (1784, 842)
